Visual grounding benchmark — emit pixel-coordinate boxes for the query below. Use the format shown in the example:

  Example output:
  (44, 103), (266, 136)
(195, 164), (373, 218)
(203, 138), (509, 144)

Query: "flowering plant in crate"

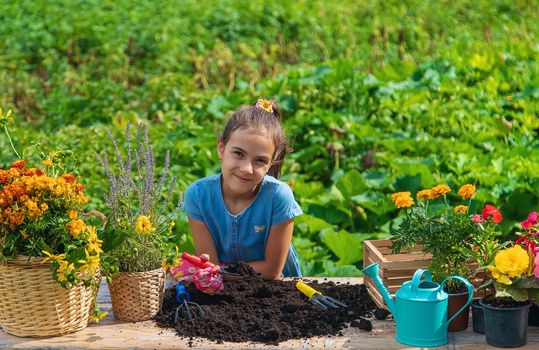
(390, 184), (503, 292)
(95, 122), (181, 277)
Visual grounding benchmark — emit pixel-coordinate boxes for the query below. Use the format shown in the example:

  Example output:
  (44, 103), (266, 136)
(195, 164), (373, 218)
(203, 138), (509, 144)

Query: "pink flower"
(535, 247), (539, 279)
(520, 212), (538, 230)
(472, 214), (483, 223)
(482, 205), (503, 224)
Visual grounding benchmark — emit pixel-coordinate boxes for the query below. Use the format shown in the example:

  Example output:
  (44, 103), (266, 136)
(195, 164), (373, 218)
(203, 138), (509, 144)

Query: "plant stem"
(3, 125), (21, 159)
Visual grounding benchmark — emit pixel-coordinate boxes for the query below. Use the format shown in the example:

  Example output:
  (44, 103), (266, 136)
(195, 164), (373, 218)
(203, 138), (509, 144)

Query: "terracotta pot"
(447, 290), (471, 332)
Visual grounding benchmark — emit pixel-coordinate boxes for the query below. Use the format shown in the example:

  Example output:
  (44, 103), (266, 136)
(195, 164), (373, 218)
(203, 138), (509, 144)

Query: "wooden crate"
(363, 239), (432, 308)
(363, 239), (483, 308)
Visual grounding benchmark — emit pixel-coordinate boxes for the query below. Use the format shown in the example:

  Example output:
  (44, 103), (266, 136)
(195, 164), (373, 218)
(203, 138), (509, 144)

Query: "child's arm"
(188, 216), (220, 265)
(248, 219), (294, 280)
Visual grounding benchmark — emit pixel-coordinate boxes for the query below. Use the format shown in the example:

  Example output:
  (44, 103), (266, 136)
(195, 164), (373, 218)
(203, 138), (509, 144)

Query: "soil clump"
(155, 264), (383, 344)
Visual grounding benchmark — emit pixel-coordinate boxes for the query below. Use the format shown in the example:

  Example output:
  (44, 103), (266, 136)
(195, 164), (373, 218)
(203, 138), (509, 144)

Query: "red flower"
(482, 204), (502, 224)
(516, 233), (537, 252)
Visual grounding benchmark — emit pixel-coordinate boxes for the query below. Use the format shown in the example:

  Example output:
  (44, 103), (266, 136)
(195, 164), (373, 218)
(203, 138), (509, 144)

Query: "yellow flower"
(78, 252), (100, 275)
(136, 215), (156, 235)
(41, 251), (66, 264)
(390, 192), (414, 209)
(89, 310), (109, 323)
(86, 226), (103, 255)
(458, 184), (476, 200)
(69, 210), (78, 219)
(416, 190), (432, 201)
(57, 259), (75, 283)
(487, 245), (529, 285)
(454, 205), (468, 213)
(429, 184), (451, 199)
(42, 159), (53, 167)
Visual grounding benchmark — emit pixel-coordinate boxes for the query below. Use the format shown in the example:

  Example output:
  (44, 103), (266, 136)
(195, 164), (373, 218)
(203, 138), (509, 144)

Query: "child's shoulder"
(263, 175), (293, 194)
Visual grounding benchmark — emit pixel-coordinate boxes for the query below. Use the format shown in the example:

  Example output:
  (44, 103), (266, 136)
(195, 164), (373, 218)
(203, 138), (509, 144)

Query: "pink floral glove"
(193, 264), (224, 294)
(168, 254), (224, 294)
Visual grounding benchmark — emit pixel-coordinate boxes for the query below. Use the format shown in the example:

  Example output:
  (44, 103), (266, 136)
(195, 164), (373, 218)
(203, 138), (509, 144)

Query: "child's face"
(218, 127), (275, 196)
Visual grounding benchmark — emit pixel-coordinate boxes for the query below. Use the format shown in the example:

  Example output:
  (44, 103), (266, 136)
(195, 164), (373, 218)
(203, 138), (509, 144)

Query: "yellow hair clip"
(255, 98), (273, 113)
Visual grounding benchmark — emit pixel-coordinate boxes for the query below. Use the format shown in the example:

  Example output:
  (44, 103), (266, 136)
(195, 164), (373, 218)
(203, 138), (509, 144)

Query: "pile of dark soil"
(155, 266), (387, 344)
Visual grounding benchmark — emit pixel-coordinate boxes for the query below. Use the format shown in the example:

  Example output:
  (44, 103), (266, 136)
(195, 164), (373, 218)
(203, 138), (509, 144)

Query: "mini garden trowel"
(296, 281), (347, 310)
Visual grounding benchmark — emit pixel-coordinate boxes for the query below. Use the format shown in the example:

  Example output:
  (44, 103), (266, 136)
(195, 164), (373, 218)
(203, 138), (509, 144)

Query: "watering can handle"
(411, 269), (433, 292)
(441, 276), (474, 327)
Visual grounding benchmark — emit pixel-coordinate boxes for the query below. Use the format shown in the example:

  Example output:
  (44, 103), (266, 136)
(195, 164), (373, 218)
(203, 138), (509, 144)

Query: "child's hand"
(193, 264), (223, 294)
(168, 253), (224, 294)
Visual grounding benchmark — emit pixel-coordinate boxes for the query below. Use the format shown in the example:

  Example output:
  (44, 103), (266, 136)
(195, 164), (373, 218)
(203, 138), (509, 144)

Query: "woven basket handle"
(82, 210), (108, 230)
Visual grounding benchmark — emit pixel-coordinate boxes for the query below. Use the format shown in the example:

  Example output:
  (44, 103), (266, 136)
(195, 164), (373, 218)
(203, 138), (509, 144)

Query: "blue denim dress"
(183, 174), (303, 277)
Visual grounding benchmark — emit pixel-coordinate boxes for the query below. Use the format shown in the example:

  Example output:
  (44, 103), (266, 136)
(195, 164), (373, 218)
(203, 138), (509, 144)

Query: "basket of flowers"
(0, 158), (104, 337)
(96, 122), (181, 322)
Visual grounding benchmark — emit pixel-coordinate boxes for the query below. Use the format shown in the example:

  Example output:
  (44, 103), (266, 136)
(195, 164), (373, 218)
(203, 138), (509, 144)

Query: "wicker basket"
(108, 268), (165, 321)
(0, 255), (97, 337)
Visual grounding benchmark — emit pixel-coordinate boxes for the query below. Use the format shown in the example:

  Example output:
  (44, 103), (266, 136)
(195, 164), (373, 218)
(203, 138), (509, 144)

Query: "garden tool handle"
(176, 283), (191, 303)
(181, 252), (214, 269)
(296, 281), (322, 299)
(411, 269), (433, 292)
(441, 276), (474, 327)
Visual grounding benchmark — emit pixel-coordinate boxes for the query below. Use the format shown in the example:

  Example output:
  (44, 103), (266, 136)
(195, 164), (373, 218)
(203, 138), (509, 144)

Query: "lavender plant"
(95, 122), (181, 275)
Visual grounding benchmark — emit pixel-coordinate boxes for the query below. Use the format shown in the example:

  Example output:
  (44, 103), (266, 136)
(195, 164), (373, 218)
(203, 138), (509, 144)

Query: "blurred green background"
(1, 0), (538, 276)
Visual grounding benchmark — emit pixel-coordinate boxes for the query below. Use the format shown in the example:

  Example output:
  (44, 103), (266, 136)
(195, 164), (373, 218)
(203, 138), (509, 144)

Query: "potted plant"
(0, 108), (104, 336)
(95, 121), (181, 321)
(390, 183), (497, 331)
(516, 211), (539, 327)
(452, 204), (509, 334)
(478, 237), (539, 348)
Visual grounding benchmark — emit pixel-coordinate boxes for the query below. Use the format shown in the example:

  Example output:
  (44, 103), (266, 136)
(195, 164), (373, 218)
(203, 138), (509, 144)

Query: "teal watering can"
(363, 263), (473, 347)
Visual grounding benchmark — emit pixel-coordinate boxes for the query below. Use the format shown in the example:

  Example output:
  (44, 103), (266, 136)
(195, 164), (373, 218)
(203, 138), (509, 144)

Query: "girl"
(183, 98), (302, 279)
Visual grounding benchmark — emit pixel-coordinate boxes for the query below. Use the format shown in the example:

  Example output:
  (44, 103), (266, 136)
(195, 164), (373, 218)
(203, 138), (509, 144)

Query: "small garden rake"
(174, 283), (205, 323)
(296, 281), (347, 310)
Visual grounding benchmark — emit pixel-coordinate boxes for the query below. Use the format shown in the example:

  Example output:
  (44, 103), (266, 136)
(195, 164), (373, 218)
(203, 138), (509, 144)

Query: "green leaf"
(322, 260), (362, 277)
(335, 169), (367, 200)
(320, 230), (365, 265)
(100, 228), (127, 253)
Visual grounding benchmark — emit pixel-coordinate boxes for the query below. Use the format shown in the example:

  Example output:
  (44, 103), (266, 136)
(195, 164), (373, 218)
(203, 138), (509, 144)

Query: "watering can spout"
(363, 263), (396, 315)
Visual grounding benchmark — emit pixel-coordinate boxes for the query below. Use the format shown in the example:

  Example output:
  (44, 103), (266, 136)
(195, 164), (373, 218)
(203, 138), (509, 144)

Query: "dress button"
(232, 222), (237, 227)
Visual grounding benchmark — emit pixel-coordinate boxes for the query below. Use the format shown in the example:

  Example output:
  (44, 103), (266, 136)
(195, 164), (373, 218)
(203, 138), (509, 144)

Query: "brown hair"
(220, 99), (289, 178)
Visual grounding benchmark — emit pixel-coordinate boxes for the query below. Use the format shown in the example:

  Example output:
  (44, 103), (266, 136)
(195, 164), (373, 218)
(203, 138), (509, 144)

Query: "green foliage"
(1, 0), (538, 276)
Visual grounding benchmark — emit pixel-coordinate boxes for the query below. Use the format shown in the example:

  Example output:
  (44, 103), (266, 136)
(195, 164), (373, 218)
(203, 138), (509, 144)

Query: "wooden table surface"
(1, 277), (539, 349)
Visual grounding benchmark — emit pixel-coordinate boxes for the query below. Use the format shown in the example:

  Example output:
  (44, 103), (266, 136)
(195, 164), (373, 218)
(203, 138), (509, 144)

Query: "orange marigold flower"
(430, 184), (451, 199)
(11, 160), (26, 170)
(40, 203), (48, 211)
(61, 173), (75, 183)
(417, 190), (432, 201)
(458, 184), (476, 200)
(454, 205), (468, 213)
(0, 169), (9, 184)
(391, 192), (414, 209)
(67, 219), (86, 238)
(42, 159), (53, 167)
(69, 210), (78, 219)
